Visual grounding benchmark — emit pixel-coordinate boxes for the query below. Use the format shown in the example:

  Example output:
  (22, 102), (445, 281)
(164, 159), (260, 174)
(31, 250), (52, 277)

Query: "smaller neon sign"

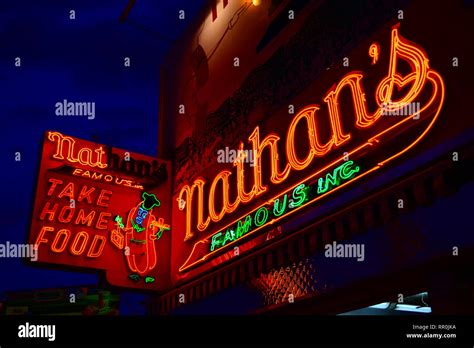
(29, 131), (172, 290)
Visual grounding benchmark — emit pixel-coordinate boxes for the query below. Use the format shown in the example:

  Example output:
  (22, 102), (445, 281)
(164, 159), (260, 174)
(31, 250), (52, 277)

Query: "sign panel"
(172, 26), (446, 279)
(29, 132), (172, 290)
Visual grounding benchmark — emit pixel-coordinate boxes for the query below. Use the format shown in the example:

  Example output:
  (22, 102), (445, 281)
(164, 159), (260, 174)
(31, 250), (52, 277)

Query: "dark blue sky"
(0, 0), (205, 300)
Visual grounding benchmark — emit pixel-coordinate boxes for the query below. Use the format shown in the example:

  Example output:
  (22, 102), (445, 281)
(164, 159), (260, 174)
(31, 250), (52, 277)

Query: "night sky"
(0, 0), (205, 306)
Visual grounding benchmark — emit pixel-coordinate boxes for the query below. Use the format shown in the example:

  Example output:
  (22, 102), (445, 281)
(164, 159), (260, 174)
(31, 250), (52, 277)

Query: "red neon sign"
(176, 26), (445, 274)
(29, 132), (172, 290)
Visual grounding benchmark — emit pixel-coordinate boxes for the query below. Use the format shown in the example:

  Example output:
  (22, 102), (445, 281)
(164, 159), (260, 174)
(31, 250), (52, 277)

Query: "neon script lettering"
(182, 161), (360, 271)
(178, 27), (445, 248)
(48, 132), (107, 169)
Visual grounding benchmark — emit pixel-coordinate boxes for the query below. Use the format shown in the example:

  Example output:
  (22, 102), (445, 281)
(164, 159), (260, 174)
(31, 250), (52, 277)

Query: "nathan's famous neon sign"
(210, 161), (360, 252)
(178, 26), (445, 272)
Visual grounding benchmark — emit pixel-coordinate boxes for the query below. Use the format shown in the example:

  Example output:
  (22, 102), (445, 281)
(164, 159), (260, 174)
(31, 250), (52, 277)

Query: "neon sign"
(47, 131), (168, 188)
(29, 132), (172, 290)
(182, 161), (360, 270)
(111, 192), (171, 284)
(317, 161), (360, 194)
(177, 26), (445, 272)
(209, 161), (359, 252)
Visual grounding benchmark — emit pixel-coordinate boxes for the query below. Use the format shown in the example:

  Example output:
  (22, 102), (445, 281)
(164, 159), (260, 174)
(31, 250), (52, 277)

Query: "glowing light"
(208, 170), (239, 222)
(178, 26), (446, 271)
(317, 161), (360, 194)
(108, 192), (171, 279)
(178, 179), (210, 241)
(124, 200), (158, 276)
(369, 43), (380, 65)
(209, 217), (253, 252)
(181, 162), (360, 270)
(114, 215), (124, 228)
(249, 127), (290, 190)
(47, 131), (107, 169)
(234, 142), (257, 203)
(272, 195), (287, 217)
(145, 276), (155, 284)
(287, 106), (331, 170)
(180, 162), (371, 272)
(51, 229), (71, 253)
(289, 184), (308, 208)
(150, 218), (171, 240)
(254, 207), (269, 227)
(235, 215), (252, 239)
(70, 231), (88, 255)
(86, 235), (106, 258)
(111, 219), (125, 249)
(31, 129), (171, 290)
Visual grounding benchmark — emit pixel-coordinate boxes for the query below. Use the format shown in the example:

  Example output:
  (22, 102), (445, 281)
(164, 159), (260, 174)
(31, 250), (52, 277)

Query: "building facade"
(154, 0), (474, 315)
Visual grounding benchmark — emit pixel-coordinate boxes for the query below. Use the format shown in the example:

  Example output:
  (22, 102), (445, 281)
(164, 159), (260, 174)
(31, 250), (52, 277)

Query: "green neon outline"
(289, 184), (307, 208)
(205, 162), (360, 254)
(145, 276), (155, 284)
(317, 161), (360, 194)
(114, 215), (124, 228)
(235, 215), (252, 239)
(210, 232), (223, 251)
(141, 192), (160, 211)
(222, 229), (235, 247)
(340, 160), (360, 179)
(273, 194), (288, 217)
(254, 207), (269, 227)
(131, 220), (145, 232)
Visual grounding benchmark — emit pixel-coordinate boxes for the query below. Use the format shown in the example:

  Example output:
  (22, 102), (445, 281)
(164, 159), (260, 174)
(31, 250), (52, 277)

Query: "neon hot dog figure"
(111, 192), (170, 284)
